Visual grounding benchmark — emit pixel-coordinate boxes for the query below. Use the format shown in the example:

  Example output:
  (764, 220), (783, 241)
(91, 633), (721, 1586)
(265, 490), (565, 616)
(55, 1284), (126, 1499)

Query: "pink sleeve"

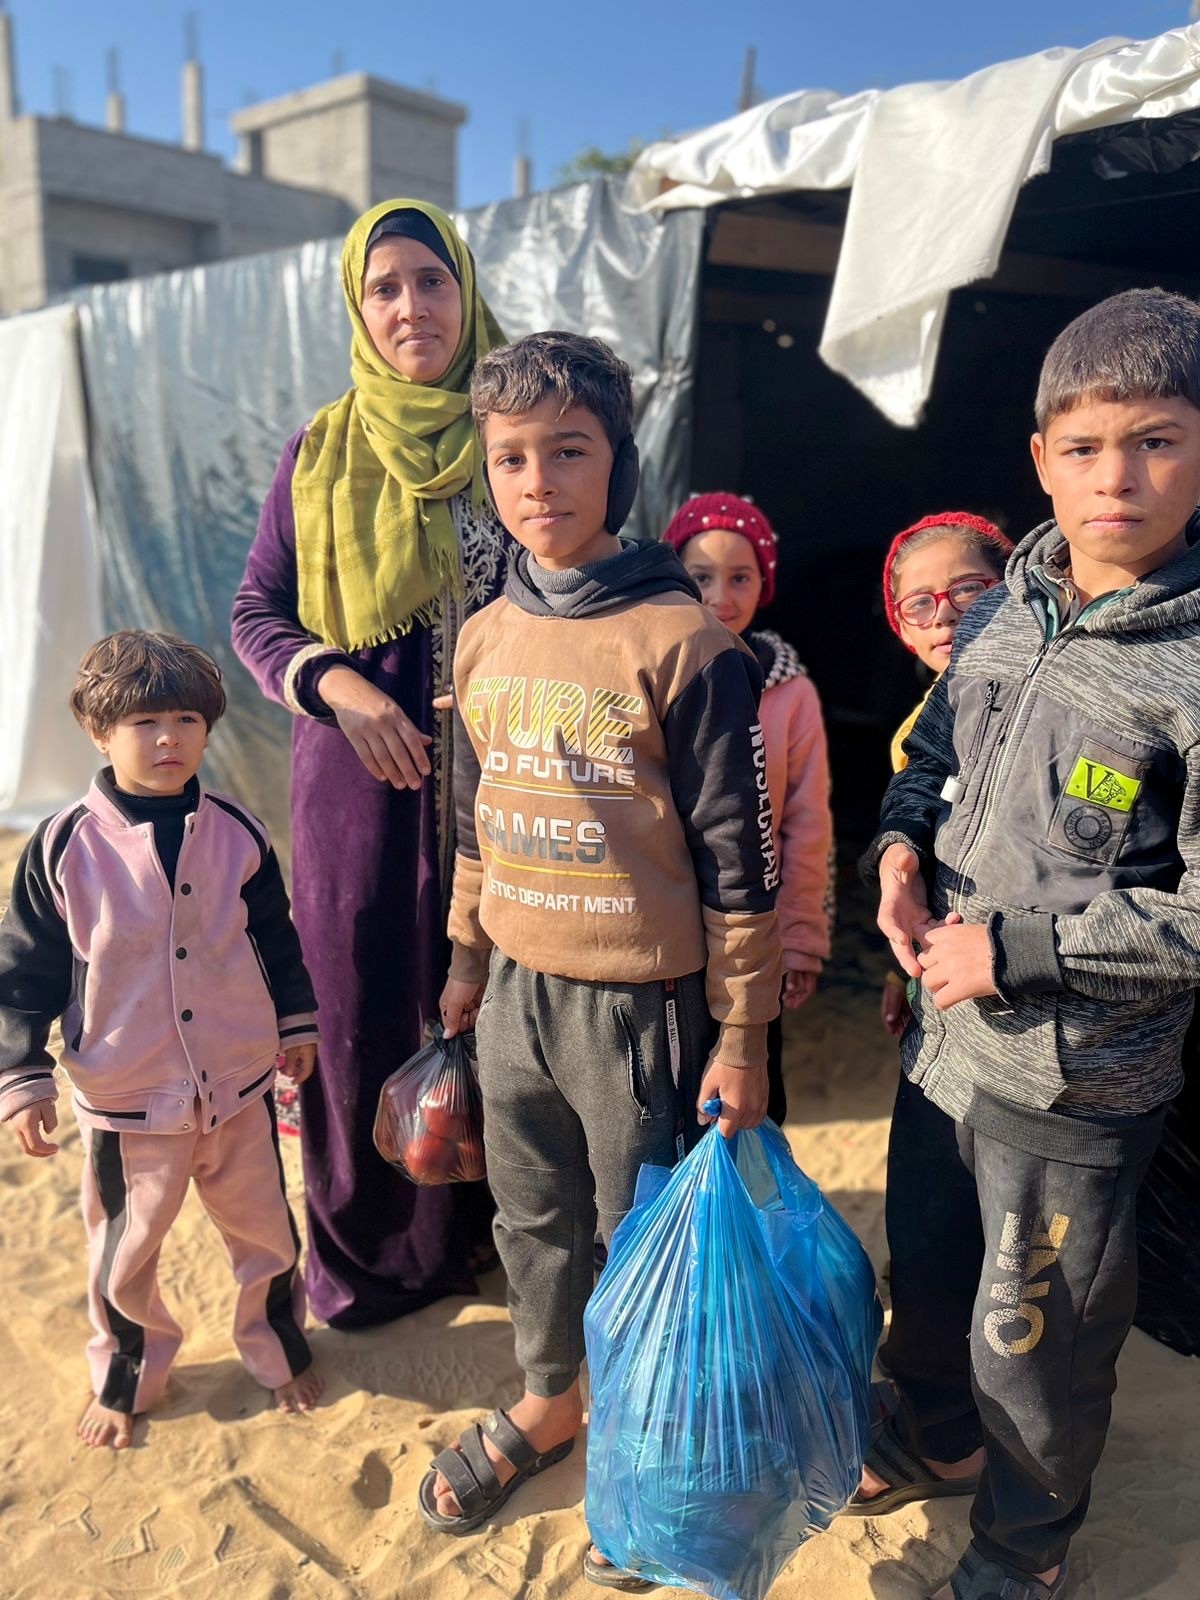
(776, 677), (834, 971)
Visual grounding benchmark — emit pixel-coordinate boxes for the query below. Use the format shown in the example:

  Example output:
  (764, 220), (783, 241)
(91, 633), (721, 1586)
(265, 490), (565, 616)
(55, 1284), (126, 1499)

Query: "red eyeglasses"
(896, 577), (1000, 627)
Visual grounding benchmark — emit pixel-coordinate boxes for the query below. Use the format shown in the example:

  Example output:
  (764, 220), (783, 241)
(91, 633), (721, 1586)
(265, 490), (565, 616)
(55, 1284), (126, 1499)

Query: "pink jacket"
(0, 777), (317, 1135)
(753, 632), (834, 973)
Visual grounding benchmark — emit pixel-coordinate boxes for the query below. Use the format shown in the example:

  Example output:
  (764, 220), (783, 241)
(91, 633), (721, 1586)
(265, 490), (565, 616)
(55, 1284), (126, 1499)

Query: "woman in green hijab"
(233, 200), (505, 1328)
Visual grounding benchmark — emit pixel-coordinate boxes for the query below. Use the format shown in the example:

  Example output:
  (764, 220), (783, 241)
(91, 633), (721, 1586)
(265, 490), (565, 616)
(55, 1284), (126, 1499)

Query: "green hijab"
(292, 199), (505, 652)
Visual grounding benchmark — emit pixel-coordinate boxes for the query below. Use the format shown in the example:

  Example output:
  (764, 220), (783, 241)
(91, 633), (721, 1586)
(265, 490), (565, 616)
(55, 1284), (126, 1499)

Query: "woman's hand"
(319, 666), (433, 789)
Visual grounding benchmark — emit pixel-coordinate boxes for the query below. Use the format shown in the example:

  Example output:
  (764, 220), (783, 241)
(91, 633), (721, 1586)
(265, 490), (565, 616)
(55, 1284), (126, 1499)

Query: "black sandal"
(843, 1414), (980, 1516)
(417, 1408), (575, 1535)
(582, 1547), (657, 1591)
(933, 1545), (1069, 1599)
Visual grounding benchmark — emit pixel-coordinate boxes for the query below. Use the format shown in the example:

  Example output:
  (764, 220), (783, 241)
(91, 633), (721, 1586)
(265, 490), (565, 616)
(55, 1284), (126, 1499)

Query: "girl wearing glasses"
(879, 514), (1012, 1040)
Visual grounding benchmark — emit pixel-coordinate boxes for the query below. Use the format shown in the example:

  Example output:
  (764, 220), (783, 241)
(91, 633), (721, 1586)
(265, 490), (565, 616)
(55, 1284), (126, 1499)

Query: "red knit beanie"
(883, 512), (1013, 646)
(662, 493), (778, 605)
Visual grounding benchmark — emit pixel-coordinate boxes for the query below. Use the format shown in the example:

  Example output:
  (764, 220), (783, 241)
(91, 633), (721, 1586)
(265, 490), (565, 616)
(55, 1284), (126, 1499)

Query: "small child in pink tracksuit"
(665, 494), (833, 1122)
(0, 631), (322, 1449)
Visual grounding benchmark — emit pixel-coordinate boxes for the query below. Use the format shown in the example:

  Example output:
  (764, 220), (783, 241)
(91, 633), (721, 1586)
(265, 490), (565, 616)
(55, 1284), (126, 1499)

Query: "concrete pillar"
(513, 152), (531, 199)
(105, 91), (125, 133)
(1, 9), (19, 125)
(182, 58), (204, 150)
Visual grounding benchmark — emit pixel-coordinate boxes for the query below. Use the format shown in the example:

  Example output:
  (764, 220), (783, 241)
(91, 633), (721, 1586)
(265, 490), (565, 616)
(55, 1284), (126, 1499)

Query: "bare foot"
(930, 1567), (1059, 1600)
(77, 1395), (134, 1450)
(857, 1444), (984, 1503)
(433, 1385), (583, 1520)
(275, 1365), (323, 1413)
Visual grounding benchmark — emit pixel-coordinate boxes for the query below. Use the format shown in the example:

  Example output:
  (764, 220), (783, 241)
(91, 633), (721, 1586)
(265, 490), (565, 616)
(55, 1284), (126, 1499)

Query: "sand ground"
(0, 825), (1197, 1600)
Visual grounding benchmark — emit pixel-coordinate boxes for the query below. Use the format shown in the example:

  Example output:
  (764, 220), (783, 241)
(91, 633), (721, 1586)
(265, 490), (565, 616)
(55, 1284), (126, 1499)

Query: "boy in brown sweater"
(418, 332), (781, 1587)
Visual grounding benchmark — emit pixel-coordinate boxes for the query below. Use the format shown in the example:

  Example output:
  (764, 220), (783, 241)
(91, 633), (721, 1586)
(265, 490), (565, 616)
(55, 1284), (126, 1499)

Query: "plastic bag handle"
(428, 1017), (478, 1076)
(701, 1096), (722, 1118)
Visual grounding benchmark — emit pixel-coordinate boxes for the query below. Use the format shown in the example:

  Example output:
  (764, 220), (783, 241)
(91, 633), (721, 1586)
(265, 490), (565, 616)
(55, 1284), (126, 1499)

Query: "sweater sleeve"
(446, 700), (492, 984)
(241, 846), (319, 1045)
(992, 740), (1200, 1003)
(775, 676), (834, 971)
(230, 430), (357, 721)
(663, 647), (782, 1069)
(0, 824), (70, 1121)
(860, 670), (955, 881)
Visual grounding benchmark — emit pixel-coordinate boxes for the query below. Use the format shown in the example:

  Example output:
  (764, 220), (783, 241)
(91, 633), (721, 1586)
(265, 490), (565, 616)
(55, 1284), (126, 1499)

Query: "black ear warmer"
(481, 434), (641, 535)
(605, 435), (640, 534)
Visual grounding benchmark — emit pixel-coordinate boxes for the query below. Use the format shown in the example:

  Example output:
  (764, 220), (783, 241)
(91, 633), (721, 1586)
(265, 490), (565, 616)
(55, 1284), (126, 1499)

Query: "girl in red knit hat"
(663, 492), (833, 1126)
(879, 512), (1013, 1034)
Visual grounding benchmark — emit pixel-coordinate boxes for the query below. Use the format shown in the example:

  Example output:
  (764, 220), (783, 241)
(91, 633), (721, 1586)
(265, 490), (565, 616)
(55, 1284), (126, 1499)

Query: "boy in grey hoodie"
(857, 289), (1200, 1600)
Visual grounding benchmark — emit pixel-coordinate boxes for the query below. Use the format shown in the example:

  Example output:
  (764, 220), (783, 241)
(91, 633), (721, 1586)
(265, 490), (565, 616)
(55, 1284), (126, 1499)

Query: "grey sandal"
(583, 1547), (657, 1591)
(935, 1545), (1069, 1599)
(417, 1408), (575, 1535)
(843, 1414), (980, 1516)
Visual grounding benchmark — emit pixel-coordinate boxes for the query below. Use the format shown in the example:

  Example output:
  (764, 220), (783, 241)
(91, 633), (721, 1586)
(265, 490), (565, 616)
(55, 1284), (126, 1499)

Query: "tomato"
(456, 1132), (486, 1182)
(419, 1077), (471, 1140)
(403, 1130), (460, 1184)
(421, 1102), (468, 1139)
(373, 1104), (407, 1164)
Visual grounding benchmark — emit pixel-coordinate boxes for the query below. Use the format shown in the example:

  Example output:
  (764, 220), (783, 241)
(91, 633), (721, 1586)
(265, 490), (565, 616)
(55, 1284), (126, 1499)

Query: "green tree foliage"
(555, 139), (647, 186)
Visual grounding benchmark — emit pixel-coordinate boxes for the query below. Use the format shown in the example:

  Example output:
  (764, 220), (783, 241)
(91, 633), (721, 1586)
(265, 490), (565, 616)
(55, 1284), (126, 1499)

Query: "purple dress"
(232, 431), (504, 1328)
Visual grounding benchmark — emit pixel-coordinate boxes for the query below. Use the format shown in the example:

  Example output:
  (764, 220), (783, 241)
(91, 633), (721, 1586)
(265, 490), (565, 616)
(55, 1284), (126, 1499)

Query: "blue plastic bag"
(584, 1118), (881, 1600)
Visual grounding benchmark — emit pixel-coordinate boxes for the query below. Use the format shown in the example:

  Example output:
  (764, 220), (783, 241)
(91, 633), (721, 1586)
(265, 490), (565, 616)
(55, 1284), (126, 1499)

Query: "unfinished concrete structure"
(0, 13), (466, 316)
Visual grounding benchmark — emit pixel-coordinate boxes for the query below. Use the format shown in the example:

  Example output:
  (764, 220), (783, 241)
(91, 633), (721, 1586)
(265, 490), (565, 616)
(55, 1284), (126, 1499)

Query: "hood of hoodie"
(1006, 512), (1200, 636)
(504, 538), (700, 618)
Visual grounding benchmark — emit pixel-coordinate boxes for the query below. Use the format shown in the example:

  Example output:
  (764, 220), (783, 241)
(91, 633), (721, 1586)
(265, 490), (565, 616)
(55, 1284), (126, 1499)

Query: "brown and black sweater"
(448, 540), (781, 1068)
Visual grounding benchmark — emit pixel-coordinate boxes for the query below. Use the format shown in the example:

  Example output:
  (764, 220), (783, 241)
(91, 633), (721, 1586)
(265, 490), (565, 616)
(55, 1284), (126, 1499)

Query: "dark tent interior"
(687, 113), (1200, 853)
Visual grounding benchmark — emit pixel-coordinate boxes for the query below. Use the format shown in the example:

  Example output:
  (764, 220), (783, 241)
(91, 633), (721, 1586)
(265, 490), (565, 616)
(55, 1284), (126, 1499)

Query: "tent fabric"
(74, 182), (703, 850)
(458, 185), (703, 549)
(0, 306), (103, 828)
(629, 23), (1200, 426)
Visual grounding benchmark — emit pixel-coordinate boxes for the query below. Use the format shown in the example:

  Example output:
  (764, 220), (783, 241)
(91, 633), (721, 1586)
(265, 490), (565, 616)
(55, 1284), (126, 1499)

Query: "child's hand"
(278, 1043), (317, 1084)
(9, 1100), (59, 1157)
(439, 977), (486, 1039)
(782, 969), (817, 1010)
(877, 843), (937, 980)
(881, 972), (911, 1037)
(696, 1061), (768, 1138)
(918, 921), (998, 1009)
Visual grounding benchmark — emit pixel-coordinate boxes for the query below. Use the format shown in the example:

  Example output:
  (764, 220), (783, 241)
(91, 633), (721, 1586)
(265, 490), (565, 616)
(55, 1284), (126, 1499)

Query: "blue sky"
(3, 1), (1191, 208)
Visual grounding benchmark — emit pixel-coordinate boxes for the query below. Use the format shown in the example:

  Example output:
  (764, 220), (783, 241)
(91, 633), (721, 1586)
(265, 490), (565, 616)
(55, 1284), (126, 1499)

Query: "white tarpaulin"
(0, 305), (103, 827)
(630, 23), (1200, 426)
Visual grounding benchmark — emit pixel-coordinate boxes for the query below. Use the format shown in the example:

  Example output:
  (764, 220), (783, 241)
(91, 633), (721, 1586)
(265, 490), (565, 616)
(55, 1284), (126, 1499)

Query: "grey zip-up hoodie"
(864, 516), (1200, 1130)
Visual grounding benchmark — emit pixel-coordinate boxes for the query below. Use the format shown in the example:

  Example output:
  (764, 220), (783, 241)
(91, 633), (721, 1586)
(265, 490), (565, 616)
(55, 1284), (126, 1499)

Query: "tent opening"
(688, 120), (1200, 852)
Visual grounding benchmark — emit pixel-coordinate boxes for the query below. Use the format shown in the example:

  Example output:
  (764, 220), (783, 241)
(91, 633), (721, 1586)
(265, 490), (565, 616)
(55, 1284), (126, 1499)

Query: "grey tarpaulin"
(457, 183), (703, 547)
(75, 178), (704, 850)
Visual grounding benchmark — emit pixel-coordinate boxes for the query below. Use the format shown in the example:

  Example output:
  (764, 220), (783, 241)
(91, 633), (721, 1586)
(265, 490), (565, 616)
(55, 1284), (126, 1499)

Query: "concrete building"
(0, 12), (466, 316)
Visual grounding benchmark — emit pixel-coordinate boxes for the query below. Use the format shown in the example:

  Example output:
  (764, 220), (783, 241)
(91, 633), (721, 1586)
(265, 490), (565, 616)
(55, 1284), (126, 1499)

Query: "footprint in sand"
(105, 1507), (158, 1561)
(39, 1490), (100, 1541)
(156, 1541), (189, 1584)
